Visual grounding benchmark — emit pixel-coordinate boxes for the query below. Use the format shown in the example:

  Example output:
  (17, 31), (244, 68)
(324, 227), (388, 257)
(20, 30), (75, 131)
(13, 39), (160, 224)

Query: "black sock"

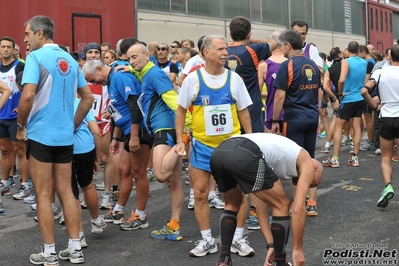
(219, 210), (237, 264)
(112, 185), (119, 192)
(271, 216), (290, 266)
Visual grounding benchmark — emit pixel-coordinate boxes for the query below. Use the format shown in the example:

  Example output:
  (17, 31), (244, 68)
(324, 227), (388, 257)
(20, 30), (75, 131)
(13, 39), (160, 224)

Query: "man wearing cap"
(84, 42), (114, 209)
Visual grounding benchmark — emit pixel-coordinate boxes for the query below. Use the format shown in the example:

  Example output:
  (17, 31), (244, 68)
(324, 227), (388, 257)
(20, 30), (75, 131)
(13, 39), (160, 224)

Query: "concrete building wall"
(137, 11), (365, 54)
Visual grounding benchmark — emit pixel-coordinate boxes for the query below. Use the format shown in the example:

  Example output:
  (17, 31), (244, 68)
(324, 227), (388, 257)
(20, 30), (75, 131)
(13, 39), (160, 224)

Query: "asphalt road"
(1, 136), (399, 266)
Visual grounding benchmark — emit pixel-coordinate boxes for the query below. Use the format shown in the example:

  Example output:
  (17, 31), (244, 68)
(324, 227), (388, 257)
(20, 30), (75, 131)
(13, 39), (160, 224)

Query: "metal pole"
(287, 0), (291, 29)
(365, 0), (369, 44)
(134, 0), (138, 38)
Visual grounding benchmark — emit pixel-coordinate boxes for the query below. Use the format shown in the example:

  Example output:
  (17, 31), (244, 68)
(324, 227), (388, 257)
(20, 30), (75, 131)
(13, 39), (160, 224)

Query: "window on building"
(370, 8), (373, 30)
(137, 0), (169, 12)
(376, 9), (378, 31)
(171, 0), (187, 14)
(381, 10), (383, 32)
(390, 13), (392, 33)
(262, 0), (288, 26)
(385, 12), (388, 32)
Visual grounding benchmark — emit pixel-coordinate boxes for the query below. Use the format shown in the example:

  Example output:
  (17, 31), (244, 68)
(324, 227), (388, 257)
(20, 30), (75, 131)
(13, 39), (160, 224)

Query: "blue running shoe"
(151, 223), (182, 241)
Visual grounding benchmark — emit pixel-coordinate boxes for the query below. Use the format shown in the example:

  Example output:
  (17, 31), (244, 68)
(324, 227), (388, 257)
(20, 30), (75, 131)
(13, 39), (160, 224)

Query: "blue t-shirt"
(226, 43), (271, 113)
(73, 98), (95, 154)
(141, 66), (175, 134)
(341, 56), (367, 104)
(22, 44), (87, 146)
(273, 54), (320, 124)
(108, 69), (143, 134)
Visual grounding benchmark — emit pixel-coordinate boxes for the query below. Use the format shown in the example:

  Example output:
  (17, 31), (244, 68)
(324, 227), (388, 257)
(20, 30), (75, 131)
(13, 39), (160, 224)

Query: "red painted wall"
(0, 0), (135, 55)
(368, 2), (395, 52)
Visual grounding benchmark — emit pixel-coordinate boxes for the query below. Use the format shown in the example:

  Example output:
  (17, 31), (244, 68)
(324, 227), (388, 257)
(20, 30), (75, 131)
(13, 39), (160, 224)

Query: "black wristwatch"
(266, 243), (274, 249)
(17, 123), (26, 130)
(331, 97), (338, 103)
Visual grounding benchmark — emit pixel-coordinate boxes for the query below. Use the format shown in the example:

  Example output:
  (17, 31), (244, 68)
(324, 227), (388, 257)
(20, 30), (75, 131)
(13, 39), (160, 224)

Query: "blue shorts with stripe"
(190, 138), (213, 172)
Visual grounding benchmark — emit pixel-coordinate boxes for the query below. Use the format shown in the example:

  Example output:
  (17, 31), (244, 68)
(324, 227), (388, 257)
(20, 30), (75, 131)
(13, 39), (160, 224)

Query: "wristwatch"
(17, 123), (26, 130)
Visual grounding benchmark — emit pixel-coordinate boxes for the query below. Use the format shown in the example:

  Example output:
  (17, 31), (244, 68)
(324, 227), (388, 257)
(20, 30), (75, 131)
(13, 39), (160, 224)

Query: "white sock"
(92, 216), (102, 224)
(189, 189), (194, 196)
(21, 182), (28, 188)
(79, 231), (84, 238)
(208, 191), (216, 199)
(1, 180), (7, 186)
(200, 228), (213, 243)
(43, 243), (55, 255)
(325, 142), (331, 148)
(233, 227), (244, 243)
(135, 209), (145, 219)
(114, 204), (124, 212)
(68, 238), (81, 251)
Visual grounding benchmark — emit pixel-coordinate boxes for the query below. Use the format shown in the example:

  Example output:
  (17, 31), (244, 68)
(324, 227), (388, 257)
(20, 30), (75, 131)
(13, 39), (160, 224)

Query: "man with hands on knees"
(209, 133), (323, 266)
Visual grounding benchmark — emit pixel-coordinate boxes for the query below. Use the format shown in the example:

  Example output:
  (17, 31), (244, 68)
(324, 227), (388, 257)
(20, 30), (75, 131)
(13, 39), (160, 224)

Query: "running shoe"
(209, 195), (225, 210)
(120, 210), (149, 231)
(13, 185), (30, 200)
(91, 216), (106, 233)
(322, 157), (339, 168)
(189, 238), (218, 257)
(377, 184), (394, 208)
(247, 215), (260, 230)
(8, 177), (15, 187)
(151, 223), (182, 241)
(58, 248), (84, 264)
(111, 190), (119, 201)
(103, 210), (124, 224)
(100, 193), (113, 210)
(348, 156), (359, 167)
(320, 146), (330, 154)
(375, 148), (381, 155)
(231, 237), (255, 256)
(30, 251), (59, 265)
(187, 194), (194, 210)
(317, 131), (327, 138)
(0, 183), (11, 196)
(24, 193), (36, 204)
(95, 182), (105, 191)
(306, 204), (318, 216)
(80, 234), (87, 248)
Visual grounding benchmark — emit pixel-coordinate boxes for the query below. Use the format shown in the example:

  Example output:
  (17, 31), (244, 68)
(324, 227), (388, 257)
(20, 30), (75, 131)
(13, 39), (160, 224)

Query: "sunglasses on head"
(157, 47), (168, 51)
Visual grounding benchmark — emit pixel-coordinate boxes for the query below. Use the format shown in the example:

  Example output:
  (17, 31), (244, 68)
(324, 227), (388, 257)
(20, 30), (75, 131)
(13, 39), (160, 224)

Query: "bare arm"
(169, 73), (176, 84)
(87, 121), (101, 163)
(0, 81), (11, 110)
(361, 80), (377, 109)
(17, 83), (36, 126)
(338, 59), (349, 96)
(174, 105), (188, 155)
(258, 62), (267, 95)
(248, 39), (277, 52)
(176, 73), (187, 87)
(75, 86), (94, 130)
(237, 108), (252, 134)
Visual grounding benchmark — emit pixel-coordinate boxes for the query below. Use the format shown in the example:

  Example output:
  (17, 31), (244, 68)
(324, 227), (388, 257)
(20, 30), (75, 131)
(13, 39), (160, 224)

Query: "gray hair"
(200, 34), (227, 56)
(116, 39), (123, 56)
(25, 15), (54, 40)
(81, 59), (104, 76)
(280, 30), (302, 50)
(268, 31), (281, 48)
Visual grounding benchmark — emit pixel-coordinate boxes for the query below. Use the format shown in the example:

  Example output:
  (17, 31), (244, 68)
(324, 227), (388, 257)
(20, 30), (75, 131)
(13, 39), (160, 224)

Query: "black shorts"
(338, 100), (364, 120)
(0, 119), (17, 141)
(123, 128), (154, 152)
(283, 122), (318, 158)
(244, 108), (264, 133)
(210, 137), (278, 194)
(26, 139), (73, 163)
(379, 117), (399, 141)
(71, 149), (96, 200)
(153, 129), (176, 147)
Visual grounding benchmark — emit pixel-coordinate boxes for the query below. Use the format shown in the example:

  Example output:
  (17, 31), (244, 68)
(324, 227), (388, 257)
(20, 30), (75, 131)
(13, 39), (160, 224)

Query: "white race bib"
(106, 102), (122, 121)
(91, 94), (102, 118)
(204, 104), (233, 136)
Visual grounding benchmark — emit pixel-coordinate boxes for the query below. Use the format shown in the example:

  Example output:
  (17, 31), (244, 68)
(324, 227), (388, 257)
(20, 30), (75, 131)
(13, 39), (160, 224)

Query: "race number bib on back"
(204, 104), (233, 136)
